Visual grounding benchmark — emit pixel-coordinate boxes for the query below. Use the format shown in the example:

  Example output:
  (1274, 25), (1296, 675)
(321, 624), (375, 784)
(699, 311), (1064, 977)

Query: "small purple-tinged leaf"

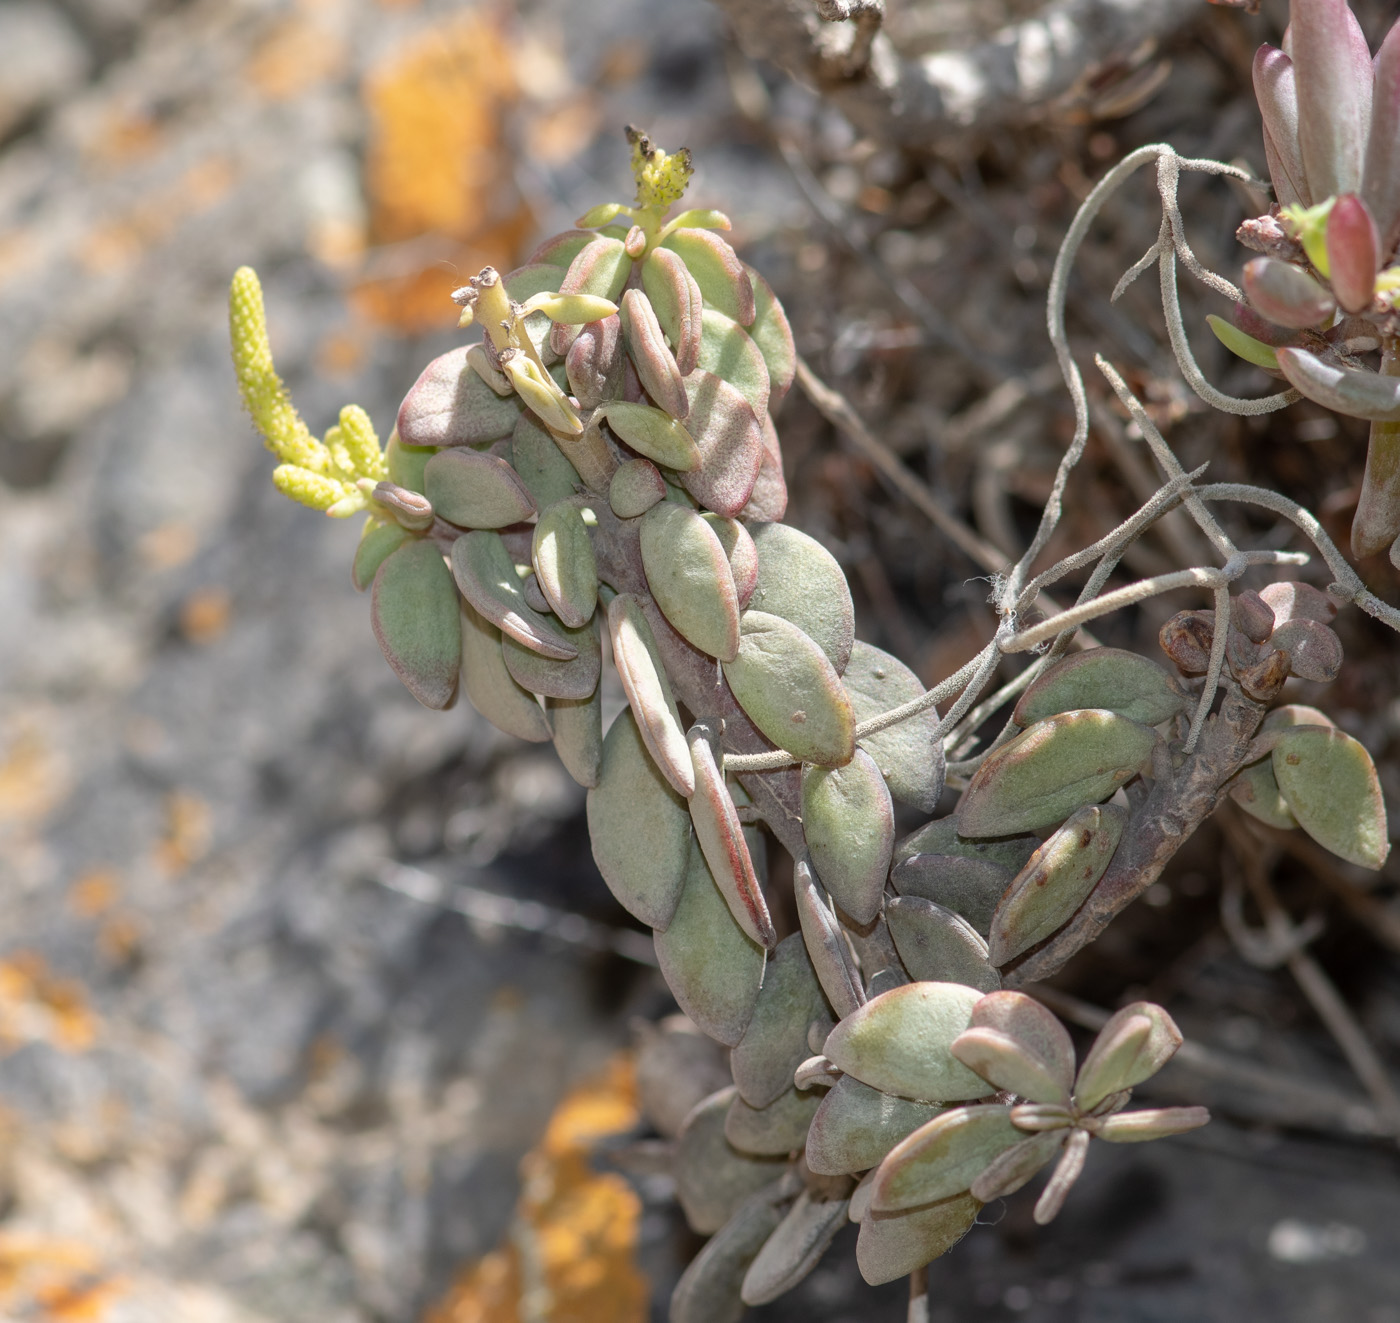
(1326, 194), (1380, 313)
(621, 288), (689, 418)
(609, 456), (667, 518)
(502, 616), (599, 700)
(802, 750), (895, 926)
(548, 236), (632, 357)
(823, 982), (989, 1104)
(794, 858), (865, 1021)
(662, 228), (756, 325)
(1267, 617), (1343, 682)
(855, 1192), (981, 1285)
(870, 1104), (1020, 1212)
(1272, 725), (1390, 869)
(689, 721), (776, 949)
(607, 593), (694, 796)
(1253, 44), (1308, 206)
(1242, 257), (1335, 327)
(886, 898), (999, 992)
(702, 514), (759, 608)
(969, 1130), (1064, 1201)
(370, 540), (461, 710)
(1074, 1002), (1183, 1110)
(396, 346), (521, 447)
(1096, 1105), (1210, 1142)
(967, 992), (1076, 1097)
(741, 413), (789, 522)
(565, 313), (623, 410)
(641, 246), (704, 375)
(679, 371), (764, 517)
(450, 530), (577, 660)
(989, 803), (1128, 966)
(1258, 581), (1337, 624)
(1292, 0), (1372, 200)
(1231, 590), (1277, 644)
(958, 711), (1155, 837)
(740, 1192), (848, 1307)
(655, 837), (767, 1047)
(1032, 1127), (1089, 1224)
(1364, 20), (1400, 257)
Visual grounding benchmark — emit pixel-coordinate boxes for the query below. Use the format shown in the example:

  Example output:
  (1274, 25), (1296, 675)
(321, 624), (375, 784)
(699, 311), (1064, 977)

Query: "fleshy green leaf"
(957, 710), (1156, 837)
(1074, 1002), (1183, 1111)
(370, 540), (461, 710)
(678, 372), (763, 518)
(695, 307), (770, 422)
(587, 709), (692, 929)
(424, 449), (537, 529)
(531, 501), (597, 628)
(352, 521), (410, 592)
(725, 1085), (822, 1156)
(724, 612), (855, 767)
(621, 288), (688, 418)
(886, 897), (999, 992)
(661, 228), (756, 325)
(396, 346), (521, 447)
(890, 854), (1013, 938)
(732, 933), (831, 1109)
(806, 1075), (944, 1176)
(745, 267), (796, 405)
(450, 530), (577, 660)
(609, 456), (667, 518)
(843, 641), (944, 812)
(954, 991), (1075, 1106)
(988, 803), (1127, 966)
(870, 1104), (1020, 1211)
(1014, 648), (1188, 728)
(740, 1191), (847, 1307)
(502, 615), (600, 700)
(607, 593), (694, 796)
(670, 1187), (787, 1323)
(548, 687), (602, 787)
(459, 601), (552, 742)
(802, 749), (895, 926)
(640, 503), (741, 661)
(747, 522), (855, 673)
(855, 1192), (980, 1286)
(655, 837), (767, 1046)
(823, 983), (989, 1104)
(641, 246), (703, 375)
(675, 1088), (790, 1234)
(1272, 726), (1390, 869)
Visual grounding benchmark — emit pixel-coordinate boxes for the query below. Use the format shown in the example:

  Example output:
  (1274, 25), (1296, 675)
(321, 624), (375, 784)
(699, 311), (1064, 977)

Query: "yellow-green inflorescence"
(229, 266), (386, 517)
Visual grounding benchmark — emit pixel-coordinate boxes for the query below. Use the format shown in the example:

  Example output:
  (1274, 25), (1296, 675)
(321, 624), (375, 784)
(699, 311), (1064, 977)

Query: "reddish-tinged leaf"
(1074, 1002), (1183, 1110)
(548, 236), (632, 356)
(855, 1192), (980, 1285)
(424, 449), (537, 529)
(740, 1192), (848, 1307)
(1292, 0), (1373, 199)
(662, 228), (756, 325)
(802, 750), (895, 926)
(741, 412), (788, 521)
(675, 1089), (788, 1235)
(641, 502), (742, 661)
(870, 1105), (1020, 1212)
(608, 593), (694, 796)
(370, 540), (461, 709)
(1276, 347), (1400, 421)
(609, 456), (667, 518)
(641, 246), (704, 374)
(794, 859), (865, 1021)
(1253, 44), (1308, 205)
(1326, 194), (1380, 313)
(450, 530), (577, 660)
(565, 313), (623, 409)
(1242, 257), (1334, 328)
(1364, 20), (1400, 256)
(621, 288), (688, 418)
(746, 267), (797, 405)
(396, 346), (521, 447)
(959, 991), (1076, 1104)
(1096, 1106), (1210, 1142)
(679, 372), (764, 517)
(689, 721), (776, 949)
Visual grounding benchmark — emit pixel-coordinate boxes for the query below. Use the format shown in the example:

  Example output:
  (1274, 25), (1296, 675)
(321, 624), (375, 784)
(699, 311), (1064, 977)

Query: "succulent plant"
(232, 124), (1394, 1316)
(1210, 0), (1400, 564)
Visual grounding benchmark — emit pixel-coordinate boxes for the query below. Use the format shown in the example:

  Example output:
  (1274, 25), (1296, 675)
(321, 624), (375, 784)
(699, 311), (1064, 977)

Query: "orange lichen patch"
(136, 522), (199, 571)
(96, 916), (143, 966)
(0, 1236), (124, 1323)
(245, 16), (348, 101)
(153, 792), (213, 875)
(86, 109), (163, 169)
(67, 871), (121, 919)
(0, 954), (99, 1053)
(424, 1052), (647, 1323)
(0, 728), (64, 826)
(316, 327), (370, 378)
(83, 156), (237, 276)
(354, 12), (534, 332)
(179, 587), (232, 645)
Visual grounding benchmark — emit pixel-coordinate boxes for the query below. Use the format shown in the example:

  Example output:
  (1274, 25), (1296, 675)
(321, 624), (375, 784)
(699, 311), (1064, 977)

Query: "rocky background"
(2, 0), (1400, 1319)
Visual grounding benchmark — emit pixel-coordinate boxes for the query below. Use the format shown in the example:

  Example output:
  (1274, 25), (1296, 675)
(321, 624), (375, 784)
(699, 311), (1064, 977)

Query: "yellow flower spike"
(229, 266), (328, 472)
(324, 424), (356, 481)
(273, 464), (354, 512)
(1281, 199), (1335, 278)
(627, 125), (692, 211)
(338, 404), (386, 480)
